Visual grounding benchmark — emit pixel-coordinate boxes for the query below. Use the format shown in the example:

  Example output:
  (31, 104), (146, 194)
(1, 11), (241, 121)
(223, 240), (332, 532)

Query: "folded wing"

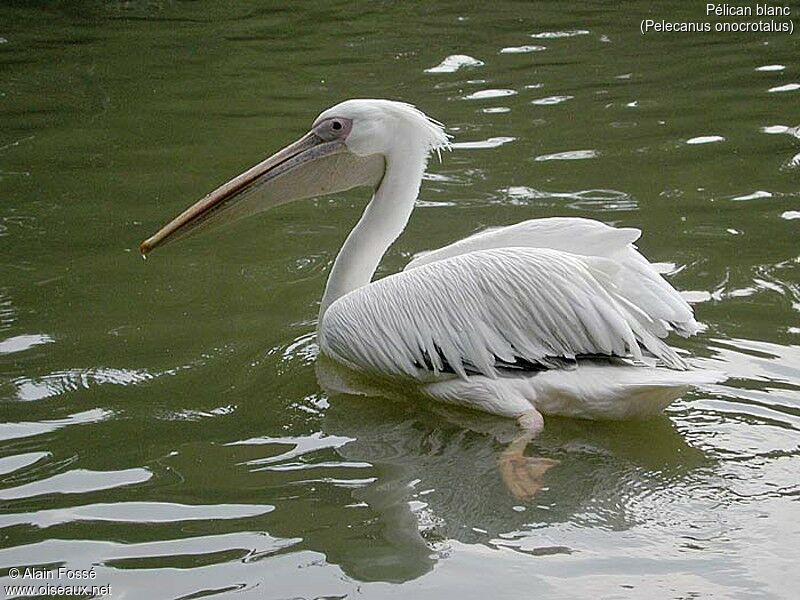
(319, 245), (690, 383)
(406, 217), (699, 337)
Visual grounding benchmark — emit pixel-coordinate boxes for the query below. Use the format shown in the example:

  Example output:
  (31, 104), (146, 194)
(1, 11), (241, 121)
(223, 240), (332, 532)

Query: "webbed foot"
(498, 409), (559, 500)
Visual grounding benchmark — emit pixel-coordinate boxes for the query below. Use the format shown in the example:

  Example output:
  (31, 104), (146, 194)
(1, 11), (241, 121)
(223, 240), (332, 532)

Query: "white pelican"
(141, 99), (722, 498)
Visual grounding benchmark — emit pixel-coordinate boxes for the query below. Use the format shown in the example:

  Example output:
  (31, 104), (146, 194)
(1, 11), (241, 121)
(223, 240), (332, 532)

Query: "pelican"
(141, 99), (722, 498)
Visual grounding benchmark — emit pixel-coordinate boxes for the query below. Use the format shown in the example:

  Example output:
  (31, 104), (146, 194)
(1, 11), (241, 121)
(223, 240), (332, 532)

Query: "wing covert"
(406, 217), (700, 337)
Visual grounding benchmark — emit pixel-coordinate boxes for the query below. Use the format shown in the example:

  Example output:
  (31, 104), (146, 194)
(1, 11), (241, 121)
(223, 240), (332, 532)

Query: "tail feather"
(617, 368), (726, 389)
(528, 366), (727, 419)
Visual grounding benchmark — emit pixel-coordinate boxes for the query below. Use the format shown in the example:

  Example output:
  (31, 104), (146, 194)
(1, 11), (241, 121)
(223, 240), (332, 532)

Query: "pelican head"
(140, 99), (449, 255)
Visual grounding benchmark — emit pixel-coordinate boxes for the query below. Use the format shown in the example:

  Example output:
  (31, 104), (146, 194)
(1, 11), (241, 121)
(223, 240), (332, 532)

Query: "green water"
(1, 2), (799, 598)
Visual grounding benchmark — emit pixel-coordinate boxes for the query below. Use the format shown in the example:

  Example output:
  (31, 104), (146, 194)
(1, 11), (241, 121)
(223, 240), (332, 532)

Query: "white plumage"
(405, 217), (700, 338)
(321, 245), (685, 380)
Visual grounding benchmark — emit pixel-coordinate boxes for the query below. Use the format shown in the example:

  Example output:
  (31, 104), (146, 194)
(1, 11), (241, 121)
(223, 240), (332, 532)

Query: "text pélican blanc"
(642, 4), (794, 34)
(706, 3), (790, 16)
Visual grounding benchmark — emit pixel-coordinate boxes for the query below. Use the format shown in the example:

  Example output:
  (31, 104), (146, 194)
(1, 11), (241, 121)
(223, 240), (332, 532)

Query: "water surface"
(1, 2), (799, 598)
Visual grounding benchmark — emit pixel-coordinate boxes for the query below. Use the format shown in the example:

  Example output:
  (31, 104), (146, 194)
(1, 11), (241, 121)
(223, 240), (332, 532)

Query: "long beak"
(139, 131), (347, 255)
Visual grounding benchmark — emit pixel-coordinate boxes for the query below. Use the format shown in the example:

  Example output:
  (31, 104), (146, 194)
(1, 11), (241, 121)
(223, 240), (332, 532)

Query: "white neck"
(319, 148), (426, 318)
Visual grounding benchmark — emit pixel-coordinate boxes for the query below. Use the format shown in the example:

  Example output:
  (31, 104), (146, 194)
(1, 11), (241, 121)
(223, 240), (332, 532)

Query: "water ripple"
(0, 533), (302, 598)
(270, 330), (318, 368)
(530, 29), (590, 38)
(784, 152), (800, 170)
(0, 293), (16, 331)
(0, 408), (112, 442)
(531, 95), (574, 106)
(0, 502), (275, 529)
(172, 404), (238, 421)
(686, 135), (725, 145)
(0, 452), (49, 477)
(100, 531), (299, 568)
(499, 45), (546, 54)
(534, 149), (598, 161)
(731, 190), (772, 201)
(0, 468), (152, 501)
(463, 89), (517, 101)
(0, 333), (53, 355)
(256, 460), (371, 472)
(702, 337), (800, 391)
(762, 125), (792, 134)
(768, 83), (800, 93)
(227, 431), (354, 462)
(12, 367), (157, 401)
(425, 55), (484, 73)
(451, 136), (515, 150)
(501, 187), (636, 211)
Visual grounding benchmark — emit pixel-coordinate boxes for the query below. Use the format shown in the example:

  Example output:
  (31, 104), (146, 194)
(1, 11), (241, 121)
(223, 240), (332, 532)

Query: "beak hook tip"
(139, 239), (152, 258)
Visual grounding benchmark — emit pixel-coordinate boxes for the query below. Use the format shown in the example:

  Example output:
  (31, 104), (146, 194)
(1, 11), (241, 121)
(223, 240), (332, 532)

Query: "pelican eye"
(313, 116), (351, 141)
